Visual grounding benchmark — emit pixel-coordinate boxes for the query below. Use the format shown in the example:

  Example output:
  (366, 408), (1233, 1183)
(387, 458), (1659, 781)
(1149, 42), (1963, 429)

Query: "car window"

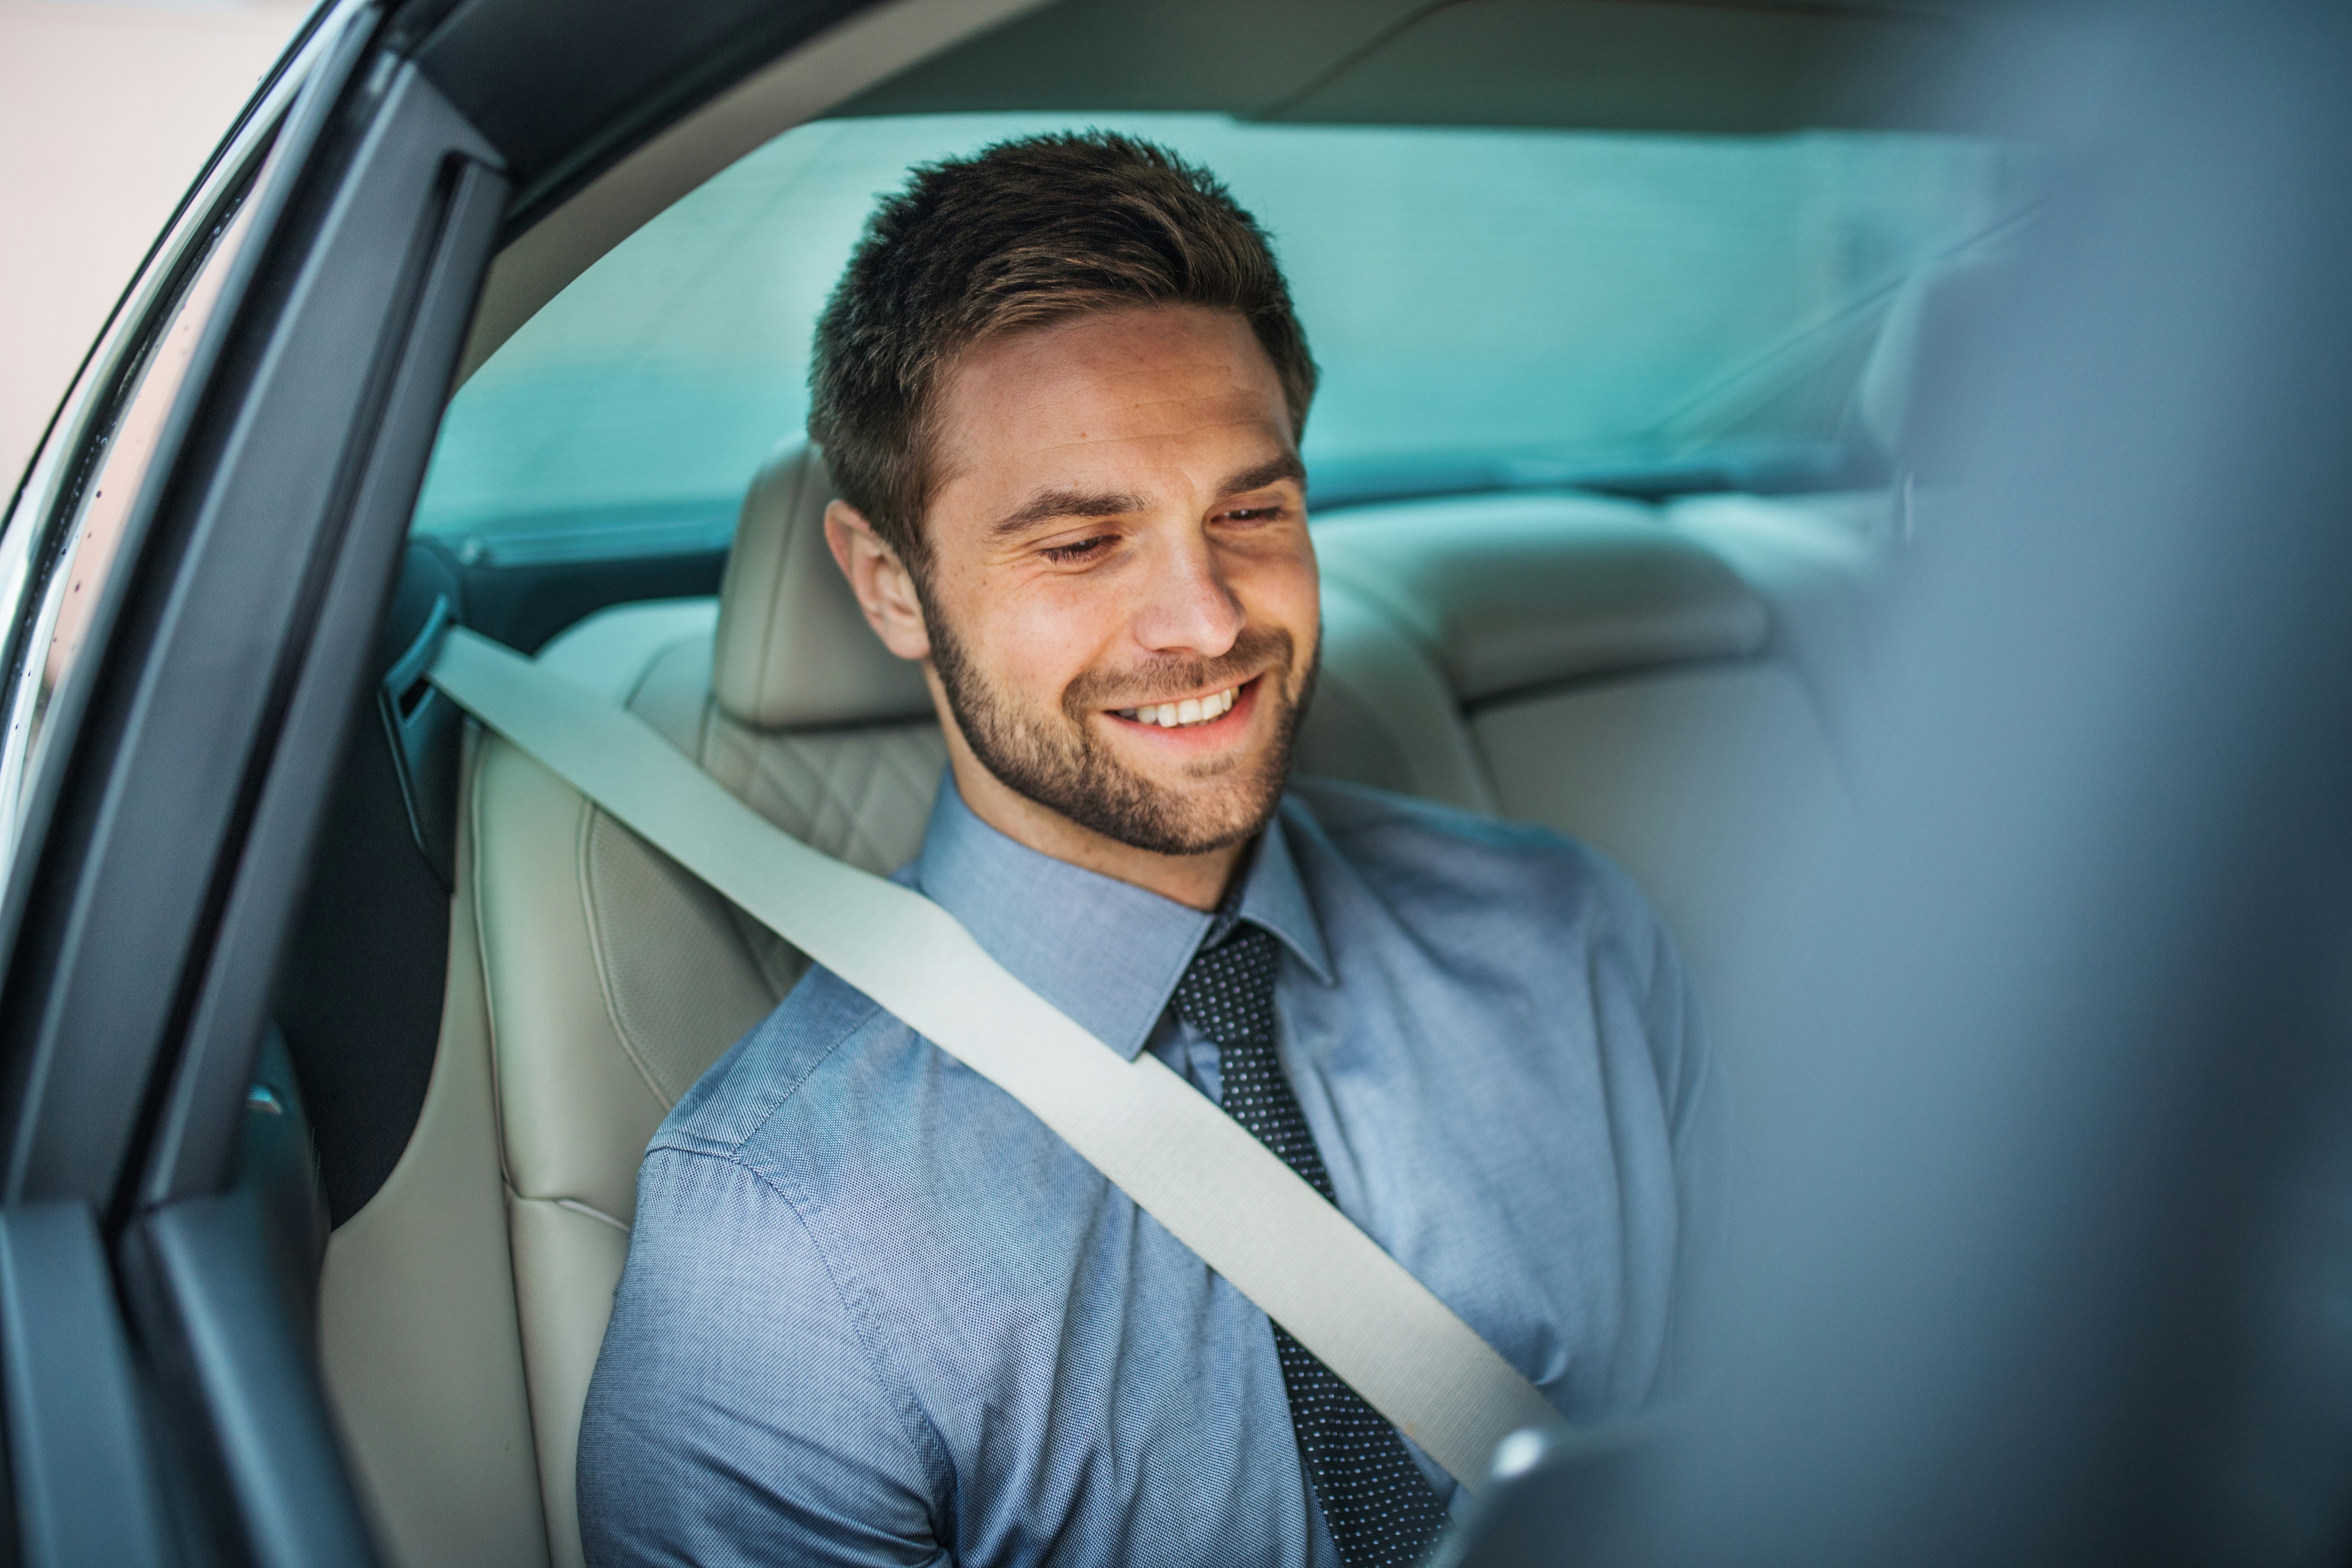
(0, 177), (263, 865)
(414, 112), (2020, 557)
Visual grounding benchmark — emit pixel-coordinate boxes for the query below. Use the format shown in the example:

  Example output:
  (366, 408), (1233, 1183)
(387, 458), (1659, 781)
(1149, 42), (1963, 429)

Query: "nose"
(1130, 526), (1245, 659)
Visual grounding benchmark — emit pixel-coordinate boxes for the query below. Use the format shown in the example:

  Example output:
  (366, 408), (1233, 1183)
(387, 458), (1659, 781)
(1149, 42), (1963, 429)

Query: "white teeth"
(1116, 686), (1239, 729)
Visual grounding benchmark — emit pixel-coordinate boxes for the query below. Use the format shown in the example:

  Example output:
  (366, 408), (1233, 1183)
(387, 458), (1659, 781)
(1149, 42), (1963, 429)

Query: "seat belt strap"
(429, 627), (1560, 1491)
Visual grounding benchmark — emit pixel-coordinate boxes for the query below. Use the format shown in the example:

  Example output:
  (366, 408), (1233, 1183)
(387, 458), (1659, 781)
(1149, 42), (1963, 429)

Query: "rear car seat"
(1309, 490), (1855, 1048)
(319, 440), (1858, 1568)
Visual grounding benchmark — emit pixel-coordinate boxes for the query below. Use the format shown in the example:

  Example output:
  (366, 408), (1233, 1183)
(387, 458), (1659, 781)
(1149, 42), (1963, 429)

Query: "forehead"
(927, 305), (1295, 504)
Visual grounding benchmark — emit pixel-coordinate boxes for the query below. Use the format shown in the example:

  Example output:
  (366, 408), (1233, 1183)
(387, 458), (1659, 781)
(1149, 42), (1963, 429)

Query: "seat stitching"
(577, 804), (690, 1109)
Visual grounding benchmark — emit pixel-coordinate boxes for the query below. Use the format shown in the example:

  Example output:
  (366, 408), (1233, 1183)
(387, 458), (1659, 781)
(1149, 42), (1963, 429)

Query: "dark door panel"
(122, 1191), (377, 1568)
(130, 133), (509, 1217)
(0, 1203), (175, 1567)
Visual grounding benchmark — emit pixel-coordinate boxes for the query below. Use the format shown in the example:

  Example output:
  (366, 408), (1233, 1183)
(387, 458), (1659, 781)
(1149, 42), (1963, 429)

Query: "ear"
(825, 500), (932, 662)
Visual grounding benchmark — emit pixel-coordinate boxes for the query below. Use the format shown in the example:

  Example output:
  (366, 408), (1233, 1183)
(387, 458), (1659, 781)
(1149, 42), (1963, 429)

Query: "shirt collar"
(1230, 803), (1332, 983)
(912, 773), (1334, 1061)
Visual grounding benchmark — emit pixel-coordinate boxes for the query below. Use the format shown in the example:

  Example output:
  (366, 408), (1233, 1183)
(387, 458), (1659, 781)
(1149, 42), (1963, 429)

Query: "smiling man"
(578, 133), (1720, 1568)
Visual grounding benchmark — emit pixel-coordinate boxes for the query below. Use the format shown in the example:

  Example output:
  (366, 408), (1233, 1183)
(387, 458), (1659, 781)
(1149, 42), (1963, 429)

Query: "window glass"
(415, 112), (2017, 549)
(0, 184), (261, 853)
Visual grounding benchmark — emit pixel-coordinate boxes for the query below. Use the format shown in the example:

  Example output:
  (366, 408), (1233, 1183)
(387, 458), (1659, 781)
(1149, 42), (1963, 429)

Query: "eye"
(1040, 534), (1114, 564)
(1220, 505), (1285, 524)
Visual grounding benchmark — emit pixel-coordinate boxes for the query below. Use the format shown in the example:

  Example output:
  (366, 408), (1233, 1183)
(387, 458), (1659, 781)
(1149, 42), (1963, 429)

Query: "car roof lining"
(838, 0), (1986, 132)
(425, 0), (2019, 385)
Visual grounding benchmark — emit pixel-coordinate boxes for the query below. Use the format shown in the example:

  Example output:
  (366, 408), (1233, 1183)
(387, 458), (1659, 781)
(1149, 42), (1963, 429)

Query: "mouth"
(1107, 674), (1261, 735)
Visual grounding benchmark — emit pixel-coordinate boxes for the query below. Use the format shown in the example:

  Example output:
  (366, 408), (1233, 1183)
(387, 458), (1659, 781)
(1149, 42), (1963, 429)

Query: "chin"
(933, 617), (1315, 859)
(1061, 762), (1289, 858)
(1144, 791), (1285, 857)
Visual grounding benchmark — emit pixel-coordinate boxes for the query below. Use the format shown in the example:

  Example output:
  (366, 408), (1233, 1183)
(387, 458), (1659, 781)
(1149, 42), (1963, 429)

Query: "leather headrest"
(712, 441), (935, 729)
(1313, 492), (1770, 704)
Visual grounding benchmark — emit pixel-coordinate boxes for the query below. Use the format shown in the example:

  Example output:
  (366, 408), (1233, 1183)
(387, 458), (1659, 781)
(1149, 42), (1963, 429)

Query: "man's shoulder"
(1283, 777), (1672, 985)
(1285, 776), (1636, 904)
(652, 964), (900, 1163)
(1287, 773), (1568, 855)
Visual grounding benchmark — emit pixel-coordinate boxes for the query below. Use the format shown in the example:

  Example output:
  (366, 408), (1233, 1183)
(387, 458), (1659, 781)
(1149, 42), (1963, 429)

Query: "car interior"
(210, 2), (2040, 1564)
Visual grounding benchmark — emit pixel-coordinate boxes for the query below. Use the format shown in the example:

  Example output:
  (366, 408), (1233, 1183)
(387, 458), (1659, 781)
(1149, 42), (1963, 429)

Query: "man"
(579, 132), (1720, 1568)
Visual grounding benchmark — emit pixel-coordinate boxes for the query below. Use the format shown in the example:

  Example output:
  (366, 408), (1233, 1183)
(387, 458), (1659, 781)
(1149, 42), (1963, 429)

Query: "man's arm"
(577, 1147), (950, 1567)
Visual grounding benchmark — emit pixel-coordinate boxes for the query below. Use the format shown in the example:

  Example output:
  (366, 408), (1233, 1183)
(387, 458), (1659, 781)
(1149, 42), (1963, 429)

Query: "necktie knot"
(1172, 924), (1282, 1046)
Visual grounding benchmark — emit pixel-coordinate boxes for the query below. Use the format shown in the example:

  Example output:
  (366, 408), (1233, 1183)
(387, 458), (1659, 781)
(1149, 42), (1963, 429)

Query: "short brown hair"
(808, 131), (1318, 568)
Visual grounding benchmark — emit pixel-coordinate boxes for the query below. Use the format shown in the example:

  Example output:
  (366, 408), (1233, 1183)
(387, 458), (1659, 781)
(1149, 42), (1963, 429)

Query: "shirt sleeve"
(577, 1146), (950, 1568)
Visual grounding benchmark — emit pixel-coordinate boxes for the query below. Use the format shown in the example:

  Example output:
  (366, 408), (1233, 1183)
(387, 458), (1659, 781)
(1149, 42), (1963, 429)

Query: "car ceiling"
(401, 0), (876, 227)
(837, 0), (2000, 136)
(402, 0), (2022, 243)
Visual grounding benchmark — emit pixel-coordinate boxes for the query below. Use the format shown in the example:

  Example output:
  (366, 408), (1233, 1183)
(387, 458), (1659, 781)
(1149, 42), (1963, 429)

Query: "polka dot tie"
(1173, 926), (1450, 1568)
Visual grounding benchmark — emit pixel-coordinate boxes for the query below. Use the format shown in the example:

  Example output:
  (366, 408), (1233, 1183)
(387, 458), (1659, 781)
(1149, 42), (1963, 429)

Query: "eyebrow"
(1217, 454), (1308, 499)
(988, 487), (1147, 540)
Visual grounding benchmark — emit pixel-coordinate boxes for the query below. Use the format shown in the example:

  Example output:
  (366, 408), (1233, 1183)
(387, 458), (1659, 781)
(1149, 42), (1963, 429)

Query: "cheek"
(1236, 544), (1322, 653)
(965, 576), (1129, 705)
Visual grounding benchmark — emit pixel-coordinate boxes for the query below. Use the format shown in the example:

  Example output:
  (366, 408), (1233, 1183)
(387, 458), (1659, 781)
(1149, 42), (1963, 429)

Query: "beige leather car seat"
(469, 443), (946, 1568)
(1309, 490), (1853, 1048)
(321, 438), (1858, 1568)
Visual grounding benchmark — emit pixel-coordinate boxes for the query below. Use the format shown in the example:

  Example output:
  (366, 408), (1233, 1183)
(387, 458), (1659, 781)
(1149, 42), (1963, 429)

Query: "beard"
(926, 610), (1317, 858)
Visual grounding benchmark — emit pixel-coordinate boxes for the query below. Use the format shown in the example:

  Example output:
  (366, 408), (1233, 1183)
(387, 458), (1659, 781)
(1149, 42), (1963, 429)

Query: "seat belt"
(428, 626), (1561, 1491)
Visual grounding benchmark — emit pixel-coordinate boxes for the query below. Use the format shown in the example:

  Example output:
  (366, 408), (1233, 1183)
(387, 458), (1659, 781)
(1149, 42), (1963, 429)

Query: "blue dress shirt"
(578, 775), (1720, 1568)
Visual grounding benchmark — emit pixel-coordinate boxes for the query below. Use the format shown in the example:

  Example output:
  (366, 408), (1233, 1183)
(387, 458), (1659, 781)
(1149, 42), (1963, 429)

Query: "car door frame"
(0, 2), (510, 1561)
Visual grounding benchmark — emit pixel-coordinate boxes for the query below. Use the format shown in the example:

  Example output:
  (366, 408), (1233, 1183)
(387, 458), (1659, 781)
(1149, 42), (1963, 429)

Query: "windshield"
(414, 112), (2017, 551)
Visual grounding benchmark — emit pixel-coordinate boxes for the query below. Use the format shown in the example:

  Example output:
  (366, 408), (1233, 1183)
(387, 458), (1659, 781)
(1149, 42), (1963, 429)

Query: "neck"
(940, 732), (1247, 912)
